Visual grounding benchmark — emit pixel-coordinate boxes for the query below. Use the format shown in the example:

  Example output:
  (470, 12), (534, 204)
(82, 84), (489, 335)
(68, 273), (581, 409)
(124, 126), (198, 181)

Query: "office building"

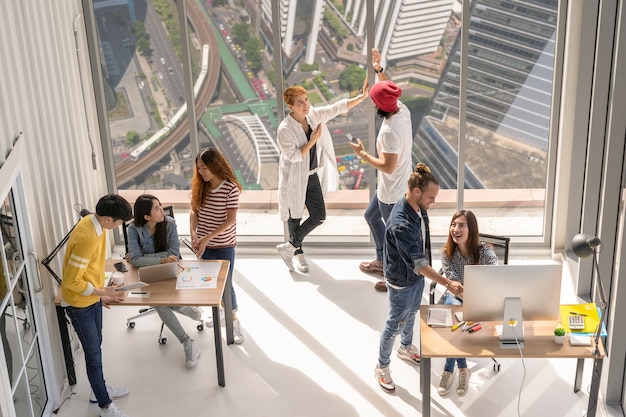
(346, 0), (455, 67)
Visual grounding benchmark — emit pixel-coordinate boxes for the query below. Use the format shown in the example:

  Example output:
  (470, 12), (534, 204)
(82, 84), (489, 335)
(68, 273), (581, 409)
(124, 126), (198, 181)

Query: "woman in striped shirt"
(190, 148), (244, 344)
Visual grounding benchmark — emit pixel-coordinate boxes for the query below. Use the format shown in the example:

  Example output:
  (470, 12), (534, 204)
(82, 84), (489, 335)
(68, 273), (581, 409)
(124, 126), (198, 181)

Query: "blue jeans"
(364, 195), (394, 262)
(442, 292), (467, 372)
(201, 246), (237, 311)
(64, 300), (110, 409)
(378, 279), (425, 368)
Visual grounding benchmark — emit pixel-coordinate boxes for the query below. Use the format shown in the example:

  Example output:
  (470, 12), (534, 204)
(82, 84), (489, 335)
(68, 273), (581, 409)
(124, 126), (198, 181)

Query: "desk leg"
(56, 306), (76, 386)
(212, 306), (225, 387)
(223, 268), (234, 345)
(574, 358), (584, 393)
(587, 357), (603, 417)
(421, 357), (431, 417)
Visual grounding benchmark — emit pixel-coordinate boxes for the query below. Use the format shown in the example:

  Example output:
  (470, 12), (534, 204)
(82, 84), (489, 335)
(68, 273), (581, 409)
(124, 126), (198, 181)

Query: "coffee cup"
(111, 272), (124, 286)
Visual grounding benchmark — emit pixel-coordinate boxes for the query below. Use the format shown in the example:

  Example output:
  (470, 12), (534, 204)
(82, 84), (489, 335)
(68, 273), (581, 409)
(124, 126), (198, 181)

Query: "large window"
(90, 0), (559, 242)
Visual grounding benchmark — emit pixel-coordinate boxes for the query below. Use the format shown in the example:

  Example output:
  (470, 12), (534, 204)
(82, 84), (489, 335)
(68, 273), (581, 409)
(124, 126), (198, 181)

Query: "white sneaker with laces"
(183, 339), (201, 368)
(437, 370), (454, 396)
(294, 252), (309, 273)
(233, 319), (244, 344)
(456, 367), (471, 396)
(90, 385), (129, 403)
(100, 402), (129, 417)
(375, 364), (395, 392)
(205, 306), (225, 327)
(276, 242), (296, 271)
(397, 344), (420, 364)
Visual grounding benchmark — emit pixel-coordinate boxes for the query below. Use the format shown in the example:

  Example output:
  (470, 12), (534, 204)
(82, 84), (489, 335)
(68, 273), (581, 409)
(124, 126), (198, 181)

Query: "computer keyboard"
(568, 314), (585, 330)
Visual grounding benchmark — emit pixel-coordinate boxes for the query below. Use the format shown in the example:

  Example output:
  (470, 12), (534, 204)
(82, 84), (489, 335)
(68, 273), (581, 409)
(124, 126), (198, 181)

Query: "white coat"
(277, 99), (348, 221)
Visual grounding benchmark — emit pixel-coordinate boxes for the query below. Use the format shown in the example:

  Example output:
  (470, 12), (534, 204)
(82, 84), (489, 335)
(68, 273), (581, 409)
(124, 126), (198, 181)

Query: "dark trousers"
(288, 173), (326, 250)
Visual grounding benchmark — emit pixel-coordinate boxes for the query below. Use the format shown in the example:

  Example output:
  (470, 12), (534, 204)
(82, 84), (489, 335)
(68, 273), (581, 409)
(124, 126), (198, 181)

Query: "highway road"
(116, 0), (220, 186)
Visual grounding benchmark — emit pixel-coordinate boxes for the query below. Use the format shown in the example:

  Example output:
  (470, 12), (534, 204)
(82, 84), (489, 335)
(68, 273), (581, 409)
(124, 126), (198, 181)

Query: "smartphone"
(114, 262), (128, 273)
(345, 133), (358, 145)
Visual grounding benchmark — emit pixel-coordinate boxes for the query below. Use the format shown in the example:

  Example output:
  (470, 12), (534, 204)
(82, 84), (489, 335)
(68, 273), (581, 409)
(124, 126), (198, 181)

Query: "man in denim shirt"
(375, 164), (463, 392)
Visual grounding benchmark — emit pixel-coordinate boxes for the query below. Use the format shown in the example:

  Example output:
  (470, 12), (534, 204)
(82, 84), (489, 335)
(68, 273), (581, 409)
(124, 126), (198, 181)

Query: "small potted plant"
(554, 325), (566, 344)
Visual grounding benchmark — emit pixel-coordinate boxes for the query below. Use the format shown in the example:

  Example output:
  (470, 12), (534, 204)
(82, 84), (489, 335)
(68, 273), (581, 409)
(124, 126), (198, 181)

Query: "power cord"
(511, 324), (525, 417)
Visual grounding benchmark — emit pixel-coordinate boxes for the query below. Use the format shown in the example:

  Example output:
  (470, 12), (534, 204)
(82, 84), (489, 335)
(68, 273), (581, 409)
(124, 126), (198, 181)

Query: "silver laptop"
(137, 262), (180, 283)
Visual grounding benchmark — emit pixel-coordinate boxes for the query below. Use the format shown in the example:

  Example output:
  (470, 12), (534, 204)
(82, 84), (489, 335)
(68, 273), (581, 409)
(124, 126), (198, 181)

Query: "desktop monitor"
(462, 264), (562, 347)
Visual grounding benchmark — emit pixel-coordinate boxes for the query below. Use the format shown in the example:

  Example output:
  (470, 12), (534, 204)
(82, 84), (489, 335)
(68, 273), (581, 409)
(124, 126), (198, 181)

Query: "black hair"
(133, 194), (169, 252)
(95, 194), (132, 221)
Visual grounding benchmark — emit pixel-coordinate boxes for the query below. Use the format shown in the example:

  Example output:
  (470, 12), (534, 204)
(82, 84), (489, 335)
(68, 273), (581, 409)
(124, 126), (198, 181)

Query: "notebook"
(137, 262), (180, 283)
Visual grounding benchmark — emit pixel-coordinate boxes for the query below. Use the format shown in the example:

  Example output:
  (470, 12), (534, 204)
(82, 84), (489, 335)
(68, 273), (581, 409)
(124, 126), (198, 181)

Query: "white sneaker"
(204, 306), (225, 327)
(90, 385), (129, 403)
(276, 242), (296, 271)
(183, 339), (201, 368)
(374, 364), (395, 392)
(294, 252), (309, 273)
(437, 370), (454, 396)
(100, 402), (129, 417)
(456, 367), (471, 396)
(397, 344), (420, 364)
(233, 319), (244, 344)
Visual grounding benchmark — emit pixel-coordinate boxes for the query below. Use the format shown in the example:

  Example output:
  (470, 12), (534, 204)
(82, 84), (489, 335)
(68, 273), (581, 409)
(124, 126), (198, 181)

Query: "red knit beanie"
(369, 81), (402, 113)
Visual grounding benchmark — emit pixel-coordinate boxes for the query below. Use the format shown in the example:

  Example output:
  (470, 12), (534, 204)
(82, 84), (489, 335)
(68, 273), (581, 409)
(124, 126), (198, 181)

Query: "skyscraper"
(426, 0), (558, 150)
(346, 0), (454, 67)
(414, 0), (558, 188)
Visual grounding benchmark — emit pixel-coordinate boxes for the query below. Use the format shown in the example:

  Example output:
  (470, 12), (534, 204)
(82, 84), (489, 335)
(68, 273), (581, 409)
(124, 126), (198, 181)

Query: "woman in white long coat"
(276, 81), (369, 273)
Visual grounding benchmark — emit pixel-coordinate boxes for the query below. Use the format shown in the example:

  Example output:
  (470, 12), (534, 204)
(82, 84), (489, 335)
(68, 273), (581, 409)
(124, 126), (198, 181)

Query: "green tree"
(244, 38), (263, 72)
(126, 130), (140, 146)
(133, 21), (151, 56)
(324, 9), (347, 41)
(232, 23), (250, 45)
(339, 64), (366, 92)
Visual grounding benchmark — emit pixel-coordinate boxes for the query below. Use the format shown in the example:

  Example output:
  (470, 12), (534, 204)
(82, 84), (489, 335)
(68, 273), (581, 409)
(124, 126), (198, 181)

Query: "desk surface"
(54, 259), (229, 308)
(420, 305), (605, 359)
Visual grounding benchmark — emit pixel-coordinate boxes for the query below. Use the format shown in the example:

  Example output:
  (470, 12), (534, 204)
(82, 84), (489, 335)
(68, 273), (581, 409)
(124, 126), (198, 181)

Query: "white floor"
(52, 250), (614, 417)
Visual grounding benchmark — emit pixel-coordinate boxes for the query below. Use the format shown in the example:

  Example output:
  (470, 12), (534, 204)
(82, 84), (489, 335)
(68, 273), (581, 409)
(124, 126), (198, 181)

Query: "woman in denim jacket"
(127, 194), (203, 368)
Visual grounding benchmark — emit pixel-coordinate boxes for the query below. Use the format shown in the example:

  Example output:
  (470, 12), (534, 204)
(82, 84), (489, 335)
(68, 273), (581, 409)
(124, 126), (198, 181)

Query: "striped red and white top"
(196, 180), (239, 248)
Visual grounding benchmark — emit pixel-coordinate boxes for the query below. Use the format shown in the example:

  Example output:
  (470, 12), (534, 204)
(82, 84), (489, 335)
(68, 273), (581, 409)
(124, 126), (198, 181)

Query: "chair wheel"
(159, 337), (167, 345)
(127, 322), (135, 329)
(493, 363), (501, 372)
(197, 323), (204, 331)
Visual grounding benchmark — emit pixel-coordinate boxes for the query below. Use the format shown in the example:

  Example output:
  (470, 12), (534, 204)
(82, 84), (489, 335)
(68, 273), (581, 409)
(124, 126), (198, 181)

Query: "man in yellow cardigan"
(61, 194), (132, 417)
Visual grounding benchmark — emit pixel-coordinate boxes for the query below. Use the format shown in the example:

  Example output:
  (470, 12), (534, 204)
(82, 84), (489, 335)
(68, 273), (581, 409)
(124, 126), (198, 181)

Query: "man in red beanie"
(349, 48), (413, 292)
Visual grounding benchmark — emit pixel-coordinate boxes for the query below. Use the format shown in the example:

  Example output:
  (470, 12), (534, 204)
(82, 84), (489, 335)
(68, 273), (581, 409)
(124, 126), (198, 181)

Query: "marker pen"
(468, 325), (482, 333)
(467, 322), (482, 331)
(452, 321), (466, 331)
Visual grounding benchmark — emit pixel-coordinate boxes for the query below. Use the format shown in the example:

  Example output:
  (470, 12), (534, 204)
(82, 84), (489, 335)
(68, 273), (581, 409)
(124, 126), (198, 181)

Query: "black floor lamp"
(571, 233), (608, 356)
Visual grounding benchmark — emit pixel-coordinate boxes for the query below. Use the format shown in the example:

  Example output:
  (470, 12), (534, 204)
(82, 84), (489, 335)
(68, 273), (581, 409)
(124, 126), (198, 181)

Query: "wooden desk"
(419, 305), (604, 417)
(55, 259), (233, 387)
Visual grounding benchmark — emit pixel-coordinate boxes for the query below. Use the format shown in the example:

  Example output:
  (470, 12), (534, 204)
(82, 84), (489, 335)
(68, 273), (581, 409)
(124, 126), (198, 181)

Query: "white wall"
(0, 0), (108, 404)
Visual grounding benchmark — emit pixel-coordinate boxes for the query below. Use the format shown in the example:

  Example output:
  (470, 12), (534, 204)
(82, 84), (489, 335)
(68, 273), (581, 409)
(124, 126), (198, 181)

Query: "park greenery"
(323, 9), (348, 42)
(126, 130), (140, 146)
(132, 21), (151, 56)
(231, 23), (263, 73)
(339, 64), (366, 92)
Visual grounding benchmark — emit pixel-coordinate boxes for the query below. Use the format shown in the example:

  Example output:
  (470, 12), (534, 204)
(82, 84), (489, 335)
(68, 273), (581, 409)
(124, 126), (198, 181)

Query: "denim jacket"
(383, 197), (430, 287)
(127, 216), (180, 267)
